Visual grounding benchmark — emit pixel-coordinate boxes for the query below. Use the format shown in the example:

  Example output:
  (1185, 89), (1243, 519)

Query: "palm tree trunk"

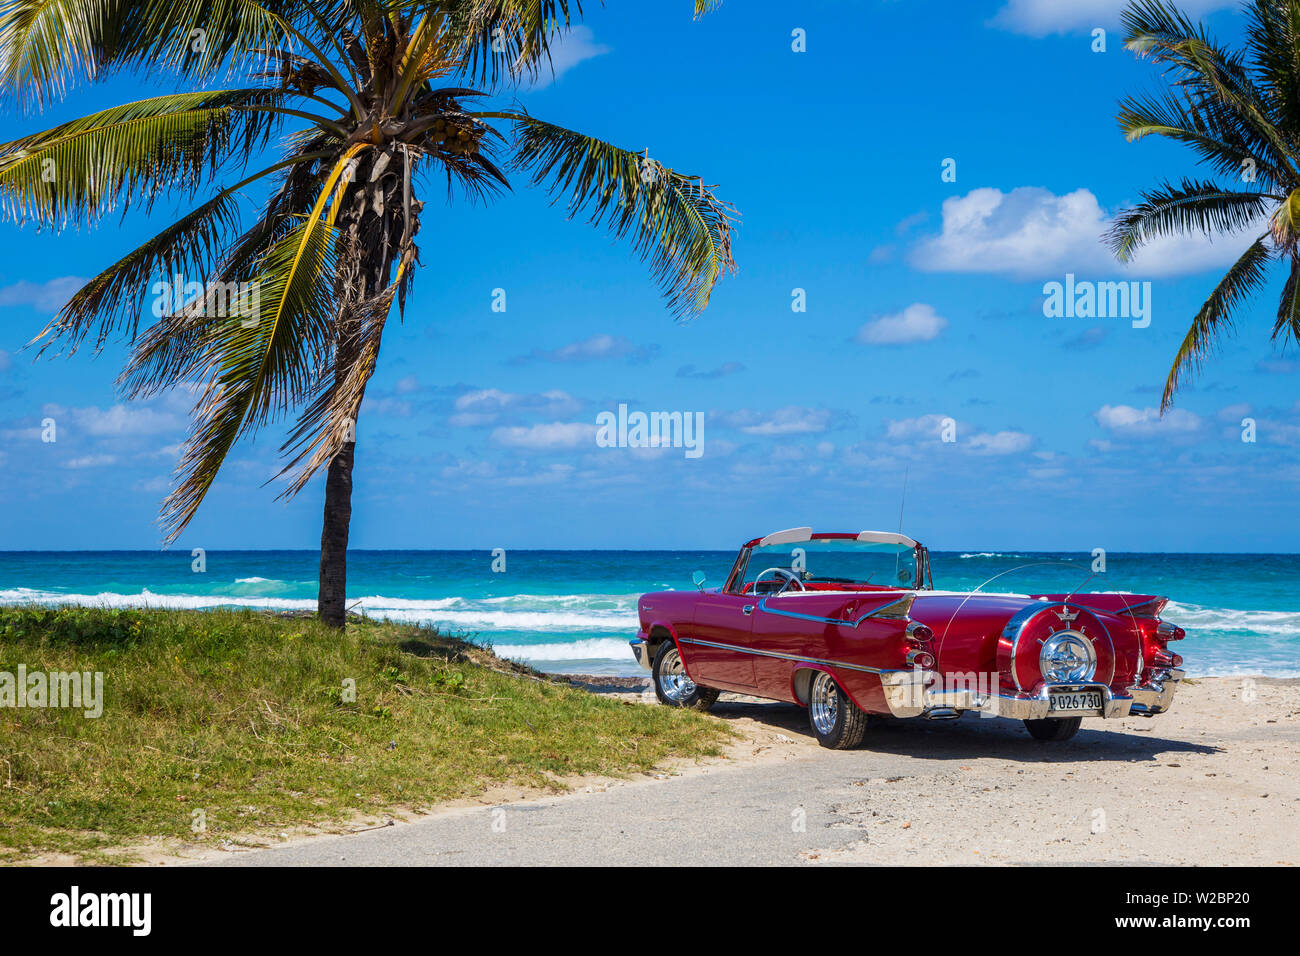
(316, 266), (366, 629)
(317, 439), (355, 627)
(315, 147), (417, 627)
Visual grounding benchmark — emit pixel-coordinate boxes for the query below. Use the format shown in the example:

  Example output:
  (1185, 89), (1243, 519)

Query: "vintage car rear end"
(883, 590), (1186, 737)
(631, 529), (1186, 748)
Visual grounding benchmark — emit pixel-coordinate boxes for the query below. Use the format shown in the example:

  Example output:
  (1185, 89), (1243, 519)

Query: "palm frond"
(33, 151), (330, 356)
(0, 89), (283, 229)
(113, 144), (334, 393)
(1122, 0), (1300, 183)
(430, 0), (581, 86)
(505, 111), (736, 316)
(1118, 88), (1291, 189)
(158, 211), (340, 539)
(1243, 0), (1300, 138)
(1108, 178), (1275, 261)
(274, 278), (395, 498)
(1272, 253), (1300, 345)
(0, 0), (303, 108)
(0, 0), (122, 108)
(1161, 233), (1275, 409)
(149, 147), (362, 539)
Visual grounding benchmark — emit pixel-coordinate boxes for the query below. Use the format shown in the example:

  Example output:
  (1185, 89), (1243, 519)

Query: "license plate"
(1048, 690), (1103, 714)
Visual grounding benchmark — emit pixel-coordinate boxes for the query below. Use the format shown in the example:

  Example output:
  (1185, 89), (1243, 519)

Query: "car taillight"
(906, 649), (935, 670)
(1153, 650), (1183, 668)
(905, 622), (933, 644)
(1156, 621), (1185, 641)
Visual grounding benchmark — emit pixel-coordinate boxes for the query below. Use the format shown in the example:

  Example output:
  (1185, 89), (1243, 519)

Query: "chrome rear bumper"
(879, 668), (1185, 720)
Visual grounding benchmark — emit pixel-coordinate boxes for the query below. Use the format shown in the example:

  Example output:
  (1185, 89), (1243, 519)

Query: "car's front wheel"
(1023, 716), (1082, 741)
(808, 670), (869, 749)
(652, 642), (720, 711)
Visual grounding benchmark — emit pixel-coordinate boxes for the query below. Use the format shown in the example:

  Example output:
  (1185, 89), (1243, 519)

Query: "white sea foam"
(1166, 600), (1300, 636)
(492, 638), (634, 662)
(0, 588), (315, 611)
(3, 588), (1296, 671)
(363, 607), (636, 630)
(0, 588), (637, 631)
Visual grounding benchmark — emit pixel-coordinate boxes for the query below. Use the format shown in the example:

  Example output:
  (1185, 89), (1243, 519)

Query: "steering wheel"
(754, 567), (806, 595)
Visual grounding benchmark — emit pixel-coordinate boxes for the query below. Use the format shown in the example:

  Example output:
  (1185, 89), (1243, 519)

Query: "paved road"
(209, 701), (877, 866)
(205, 688), (1290, 866)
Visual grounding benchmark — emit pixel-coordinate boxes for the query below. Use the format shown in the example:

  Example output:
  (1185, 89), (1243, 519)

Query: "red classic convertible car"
(630, 529), (1186, 748)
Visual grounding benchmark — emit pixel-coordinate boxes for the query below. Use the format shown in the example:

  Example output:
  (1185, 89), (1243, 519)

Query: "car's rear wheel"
(808, 670), (868, 749)
(1023, 716), (1083, 741)
(652, 642), (720, 711)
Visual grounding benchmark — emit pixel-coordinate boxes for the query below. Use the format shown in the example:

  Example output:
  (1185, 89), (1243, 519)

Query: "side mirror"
(692, 571), (707, 591)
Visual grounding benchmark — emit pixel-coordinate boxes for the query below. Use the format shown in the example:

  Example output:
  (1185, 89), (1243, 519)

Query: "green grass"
(0, 606), (730, 862)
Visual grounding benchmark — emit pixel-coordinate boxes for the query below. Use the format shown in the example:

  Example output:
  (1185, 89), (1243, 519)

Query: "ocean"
(0, 550), (1297, 678)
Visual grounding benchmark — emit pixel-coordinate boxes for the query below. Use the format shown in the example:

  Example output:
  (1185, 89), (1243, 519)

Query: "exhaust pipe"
(923, 708), (960, 720)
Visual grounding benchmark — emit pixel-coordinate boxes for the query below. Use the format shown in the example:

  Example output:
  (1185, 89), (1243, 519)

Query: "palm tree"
(1110, 0), (1300, 409)
(0, 0), (736, 626)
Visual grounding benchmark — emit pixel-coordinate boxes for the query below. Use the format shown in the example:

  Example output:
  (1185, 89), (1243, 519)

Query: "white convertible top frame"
(754, 528), (919, 548)
(756, 527), (812, 547)
(856, 530), (919, 548)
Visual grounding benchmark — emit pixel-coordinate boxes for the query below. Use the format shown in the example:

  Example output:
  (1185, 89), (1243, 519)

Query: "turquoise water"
(0, 550), (1297, 677)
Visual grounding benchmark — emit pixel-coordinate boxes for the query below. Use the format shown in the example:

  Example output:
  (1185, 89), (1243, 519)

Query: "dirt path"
(184, 676), (1299, 866)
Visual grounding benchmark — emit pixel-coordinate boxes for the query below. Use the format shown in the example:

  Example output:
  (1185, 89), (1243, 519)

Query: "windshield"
(735, 537), (920, 592)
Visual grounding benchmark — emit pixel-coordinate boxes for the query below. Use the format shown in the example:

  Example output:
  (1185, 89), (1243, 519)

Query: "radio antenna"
(897, 466), (909, 535)
(895, 466), (909, 583)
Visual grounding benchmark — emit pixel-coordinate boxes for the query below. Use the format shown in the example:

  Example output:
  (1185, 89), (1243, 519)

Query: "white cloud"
(135, 476), (170, 493)
(42, 402), (180, 437)
(856, 303), (947, 345)
(524, 26), (610, 88)
(885, 414), (952, 441)
(491, 421), (596, 449)
(1095, 404), (1203, 436)
(885, 414), (1029, 454)
(990, 0), (1233, 36)
(1027, 465), (1068, 480)
(911, 186), (1260, 279)
(365, 396), (412, 417)
(64, 454), (118, 469)
(450, 388), (582, 427)
(511, 333), (656, 365)
(717, 406), (833, 436)
(0, 276), (86, 313)
(968, 430), (1033, 455)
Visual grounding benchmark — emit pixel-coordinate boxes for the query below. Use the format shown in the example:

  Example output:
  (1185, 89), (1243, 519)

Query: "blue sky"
(2, 0), (1299, 552)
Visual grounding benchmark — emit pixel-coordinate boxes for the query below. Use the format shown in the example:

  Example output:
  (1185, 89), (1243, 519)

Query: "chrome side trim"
(676, 636), (893, 675)
(754, 592), (916, 628)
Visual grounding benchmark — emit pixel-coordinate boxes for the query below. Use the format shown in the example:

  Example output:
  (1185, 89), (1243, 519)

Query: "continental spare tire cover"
(996, 601), (1117, 693)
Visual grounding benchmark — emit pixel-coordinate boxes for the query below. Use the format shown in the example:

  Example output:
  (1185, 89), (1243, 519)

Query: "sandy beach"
(192, 674), (1299, 866)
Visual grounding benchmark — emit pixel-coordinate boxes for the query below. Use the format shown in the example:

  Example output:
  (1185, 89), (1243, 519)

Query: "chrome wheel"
(657, 647), (696, 703)
(810, 671), (839, 735)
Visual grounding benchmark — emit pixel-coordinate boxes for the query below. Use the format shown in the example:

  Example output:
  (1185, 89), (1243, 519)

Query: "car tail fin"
(1032, 593), (1168, 619)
